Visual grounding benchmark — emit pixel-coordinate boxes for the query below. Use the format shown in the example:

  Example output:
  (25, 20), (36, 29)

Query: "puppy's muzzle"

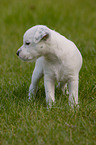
(16, 49), (21, 56)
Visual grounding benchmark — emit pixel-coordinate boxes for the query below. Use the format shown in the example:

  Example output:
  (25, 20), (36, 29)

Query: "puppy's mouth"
(16, 49), (38, 62)
(19, 56), (37, 62)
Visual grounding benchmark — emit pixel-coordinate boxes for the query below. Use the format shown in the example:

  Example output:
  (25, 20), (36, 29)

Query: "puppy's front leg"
(68, 76), (79, 107)
(44, 75), (55, 108)
(29, 59), (43, 99)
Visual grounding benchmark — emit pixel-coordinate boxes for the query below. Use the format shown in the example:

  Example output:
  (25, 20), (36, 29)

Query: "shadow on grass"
(12, 83), (68, 107)
(0, 81), (68, 109)
(12, 83), (46, 107)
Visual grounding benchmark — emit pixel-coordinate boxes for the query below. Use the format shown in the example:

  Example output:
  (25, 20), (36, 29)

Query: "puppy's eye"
(25, 42), (30, 45)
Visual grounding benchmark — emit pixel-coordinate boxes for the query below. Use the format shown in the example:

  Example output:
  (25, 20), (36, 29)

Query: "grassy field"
(0, 0), (96, 144)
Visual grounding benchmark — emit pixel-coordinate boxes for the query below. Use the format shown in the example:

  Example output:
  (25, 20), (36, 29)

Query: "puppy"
(17, 25), (82, 108)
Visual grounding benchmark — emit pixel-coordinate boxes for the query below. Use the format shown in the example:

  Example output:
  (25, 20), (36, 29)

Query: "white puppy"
(17, 25), (82, 108)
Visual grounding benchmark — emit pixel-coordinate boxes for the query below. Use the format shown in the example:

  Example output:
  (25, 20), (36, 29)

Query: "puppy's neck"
(42, 30), (64, 64)
(44, 53), (59, 64)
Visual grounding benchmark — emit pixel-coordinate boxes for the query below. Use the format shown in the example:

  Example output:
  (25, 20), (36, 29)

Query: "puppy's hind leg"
(57, 82), (69, 95)
(68, 76), (79, 107)
(62, 83), (69, 95)
(29, 58), (44, 100)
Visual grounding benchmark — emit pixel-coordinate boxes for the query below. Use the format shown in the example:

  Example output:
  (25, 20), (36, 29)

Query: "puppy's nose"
(16, 50), (20, 56)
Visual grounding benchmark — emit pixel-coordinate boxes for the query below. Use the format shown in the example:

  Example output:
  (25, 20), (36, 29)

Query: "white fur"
(17, 25), (82, 108)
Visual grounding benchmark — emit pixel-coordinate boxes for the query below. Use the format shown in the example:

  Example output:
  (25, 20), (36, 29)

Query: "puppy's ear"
(34, 28), (50, 43)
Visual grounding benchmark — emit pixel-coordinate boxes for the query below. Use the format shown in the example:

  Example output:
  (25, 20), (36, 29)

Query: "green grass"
(0, 0), (96, 144)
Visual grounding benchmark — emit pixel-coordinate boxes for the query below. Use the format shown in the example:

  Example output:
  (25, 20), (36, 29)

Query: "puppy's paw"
(69, 101), (79, 110)
(28, 92), (35, 100)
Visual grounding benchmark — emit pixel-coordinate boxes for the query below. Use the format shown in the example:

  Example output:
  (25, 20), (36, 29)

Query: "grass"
(0, 0), (96, 144)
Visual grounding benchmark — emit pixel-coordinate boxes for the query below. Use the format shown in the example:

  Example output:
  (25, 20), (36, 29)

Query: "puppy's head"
(16, 25), (50, 61)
